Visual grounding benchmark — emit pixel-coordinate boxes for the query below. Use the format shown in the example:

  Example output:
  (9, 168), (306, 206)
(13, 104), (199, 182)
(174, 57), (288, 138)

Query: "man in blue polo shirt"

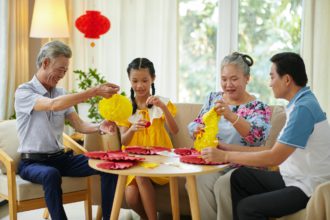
(200, 52), (330, 219)
(15, 41), (119, 220)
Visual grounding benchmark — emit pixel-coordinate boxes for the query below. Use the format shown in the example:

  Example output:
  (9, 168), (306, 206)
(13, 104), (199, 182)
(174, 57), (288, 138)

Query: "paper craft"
(180, 155), (225, 165)
(125, 146), (171, 155)
(96, 161), (135, 170)
(174, 148), (199, 156)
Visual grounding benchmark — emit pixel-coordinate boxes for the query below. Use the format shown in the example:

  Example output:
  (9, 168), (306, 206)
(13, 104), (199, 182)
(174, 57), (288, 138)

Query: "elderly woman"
(188, 52), (271, 220)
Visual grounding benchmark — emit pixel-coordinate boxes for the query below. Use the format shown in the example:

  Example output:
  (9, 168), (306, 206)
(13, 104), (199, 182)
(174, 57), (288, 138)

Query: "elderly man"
(14, 41), (119, 220)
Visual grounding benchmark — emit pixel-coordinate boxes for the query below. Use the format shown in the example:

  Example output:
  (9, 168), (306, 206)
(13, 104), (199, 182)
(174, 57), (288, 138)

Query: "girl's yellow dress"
(116, 97), (177, 185)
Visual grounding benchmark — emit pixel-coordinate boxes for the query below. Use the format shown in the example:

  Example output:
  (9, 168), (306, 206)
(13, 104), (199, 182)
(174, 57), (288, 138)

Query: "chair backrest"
(0, 120), (20, 174)
(264, 105), (286, 147)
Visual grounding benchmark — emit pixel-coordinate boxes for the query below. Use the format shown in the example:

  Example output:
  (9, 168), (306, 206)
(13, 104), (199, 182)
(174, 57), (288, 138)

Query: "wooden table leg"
(186, 176), (200, 220)
(110, 175), (127, 220)
(169, 177), (180, 220)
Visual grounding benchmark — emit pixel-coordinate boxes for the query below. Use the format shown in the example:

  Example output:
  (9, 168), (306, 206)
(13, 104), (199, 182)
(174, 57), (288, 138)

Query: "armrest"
(0, 148), (15, 174)
(63, 133), (87, 154)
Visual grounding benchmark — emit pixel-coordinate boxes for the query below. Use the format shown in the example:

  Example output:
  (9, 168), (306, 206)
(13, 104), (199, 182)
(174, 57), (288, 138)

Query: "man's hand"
(96, 83), (120, 98)
(201, 147), (228, 163)
(99, 120), (117, 135)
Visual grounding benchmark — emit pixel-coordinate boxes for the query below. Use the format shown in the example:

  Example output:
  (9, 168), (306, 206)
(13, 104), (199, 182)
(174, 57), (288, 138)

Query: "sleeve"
(187, 92), (214, 138)
(277, 105), (314, 148)
(240, 102), (272, 146)
(167, 101), (177, 117)
(15, 87), (43, 115)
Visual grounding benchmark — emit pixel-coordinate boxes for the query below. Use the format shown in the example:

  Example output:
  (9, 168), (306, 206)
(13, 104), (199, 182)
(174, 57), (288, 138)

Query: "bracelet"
(232, 115), (240, 126)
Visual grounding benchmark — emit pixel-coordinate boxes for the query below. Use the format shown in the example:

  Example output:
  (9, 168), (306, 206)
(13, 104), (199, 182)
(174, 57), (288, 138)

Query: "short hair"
(270, 52), (308, 87)
(36, 41), (72, 69)
(221, 52), (254, 76)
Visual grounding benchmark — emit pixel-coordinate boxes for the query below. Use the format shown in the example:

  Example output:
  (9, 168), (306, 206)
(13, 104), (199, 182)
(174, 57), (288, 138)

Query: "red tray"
(174, 148), (199, 156)
(180, 155), (225, 165)
(125, 146), (171, 155)
(96, 161), (135, 170)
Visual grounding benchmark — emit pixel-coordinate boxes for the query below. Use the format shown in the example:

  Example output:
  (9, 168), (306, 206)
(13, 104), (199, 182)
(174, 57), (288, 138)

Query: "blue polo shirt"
(278, 86), (330, 196)
(14, 76), (74, 153)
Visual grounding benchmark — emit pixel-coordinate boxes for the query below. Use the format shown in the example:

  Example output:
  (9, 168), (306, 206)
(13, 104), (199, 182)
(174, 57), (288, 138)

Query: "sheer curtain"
(0, 0), (29, 120)
(302, 0), (330, 116)
(69, 0), (178, 101)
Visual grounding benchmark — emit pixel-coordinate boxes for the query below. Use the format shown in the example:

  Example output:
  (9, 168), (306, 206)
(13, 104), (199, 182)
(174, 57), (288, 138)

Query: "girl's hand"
(146, 96), (166, 109)
(99, 120), (117, 135)
(129, 119), (150, 132)
(201, 147), (227, 163)
(193, 124), (205, 138)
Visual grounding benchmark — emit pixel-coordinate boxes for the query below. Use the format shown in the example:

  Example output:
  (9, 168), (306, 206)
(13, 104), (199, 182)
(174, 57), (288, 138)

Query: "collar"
(287, 86), (310, 108)
(31, 75), (51, 95)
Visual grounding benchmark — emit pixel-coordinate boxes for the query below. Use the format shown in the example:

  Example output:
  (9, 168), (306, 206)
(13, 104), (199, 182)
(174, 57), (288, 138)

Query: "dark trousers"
(18, 151), (118, 220)
(230, 167), (309, 220)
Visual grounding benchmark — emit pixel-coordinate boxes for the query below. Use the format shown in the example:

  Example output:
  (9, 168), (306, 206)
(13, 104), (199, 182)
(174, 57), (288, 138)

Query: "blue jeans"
(18, 151), (117, 220)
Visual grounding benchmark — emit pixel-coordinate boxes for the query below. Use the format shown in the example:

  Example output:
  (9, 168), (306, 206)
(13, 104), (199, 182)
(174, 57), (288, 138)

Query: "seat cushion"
(0, 173), (87, 201)
(0, 120), (20, 174)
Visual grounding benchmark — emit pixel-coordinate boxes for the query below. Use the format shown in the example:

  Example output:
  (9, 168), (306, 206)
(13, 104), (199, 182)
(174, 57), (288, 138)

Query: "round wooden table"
(89, 154), (228, 220)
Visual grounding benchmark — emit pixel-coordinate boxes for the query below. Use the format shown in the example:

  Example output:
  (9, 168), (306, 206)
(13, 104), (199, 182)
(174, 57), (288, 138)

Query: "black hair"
(270, 52), (308, 87)
(127, 58), (156, 114)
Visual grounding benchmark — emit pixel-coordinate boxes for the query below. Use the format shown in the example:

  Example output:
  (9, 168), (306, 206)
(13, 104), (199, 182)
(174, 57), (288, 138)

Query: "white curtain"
(69, 0), (178, 101)
(301, 0), (330, 116)
(0, 0), (29, 120)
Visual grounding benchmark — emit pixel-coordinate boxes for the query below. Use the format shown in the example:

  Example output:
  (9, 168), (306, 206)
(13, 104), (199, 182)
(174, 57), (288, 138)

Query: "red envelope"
(180, 155), (225, 165)
(174, 148), (199, 156)
(96, 161), (135, 170)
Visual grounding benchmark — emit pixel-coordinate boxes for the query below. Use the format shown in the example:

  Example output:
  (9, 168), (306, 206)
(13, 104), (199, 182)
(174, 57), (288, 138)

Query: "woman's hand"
(193, 124), (205, 138)
(201, 147), (228, 163)
(214, 100), (238, 123)
(129, 119), (150, 132)
(146, 96), (166, 109)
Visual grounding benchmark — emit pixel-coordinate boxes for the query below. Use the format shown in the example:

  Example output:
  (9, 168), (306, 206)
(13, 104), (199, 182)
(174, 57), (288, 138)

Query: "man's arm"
(34, 83), (119, 112)
(66, 112), (99, 134)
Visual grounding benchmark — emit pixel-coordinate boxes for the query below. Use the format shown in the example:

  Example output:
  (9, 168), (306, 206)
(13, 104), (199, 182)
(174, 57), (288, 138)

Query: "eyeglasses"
(232, 52), (254, 67)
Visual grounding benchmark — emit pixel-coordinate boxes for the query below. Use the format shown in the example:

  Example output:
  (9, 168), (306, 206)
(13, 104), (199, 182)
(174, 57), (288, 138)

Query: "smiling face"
(42, 55), (69, 89)
(129, 68), (154, 98)
(220, 64), (249, 101)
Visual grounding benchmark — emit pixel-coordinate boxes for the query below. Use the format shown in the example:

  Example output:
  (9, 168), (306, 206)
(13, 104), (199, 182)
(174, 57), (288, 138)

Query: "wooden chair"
(0, 120), (92, 220)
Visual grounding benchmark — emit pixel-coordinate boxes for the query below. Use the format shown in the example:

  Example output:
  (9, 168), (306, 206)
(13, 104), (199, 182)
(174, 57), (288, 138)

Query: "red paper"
(174, 148), (199, 156)
(96, 161), (134, 170)
(84, 151), (107, 159)
(180, 155), (225, 165)
(125, 146), (171, 155)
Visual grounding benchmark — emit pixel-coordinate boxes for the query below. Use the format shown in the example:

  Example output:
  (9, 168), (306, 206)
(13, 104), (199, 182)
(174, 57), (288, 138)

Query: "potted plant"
(73, 68), (107, 123)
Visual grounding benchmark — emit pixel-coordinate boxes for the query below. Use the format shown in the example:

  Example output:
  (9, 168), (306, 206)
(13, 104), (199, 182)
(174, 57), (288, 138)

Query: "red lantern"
(75, 10), (110, 39)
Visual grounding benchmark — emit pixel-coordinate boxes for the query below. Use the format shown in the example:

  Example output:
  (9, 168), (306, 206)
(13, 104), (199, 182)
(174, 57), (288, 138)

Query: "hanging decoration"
(75, 10), (111, 47)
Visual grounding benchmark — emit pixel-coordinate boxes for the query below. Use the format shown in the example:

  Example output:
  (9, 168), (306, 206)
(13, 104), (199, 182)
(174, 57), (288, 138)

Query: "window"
(238, 0), (302, 105)
(178, 0), (218, 103)
(178, 0), (302, 104)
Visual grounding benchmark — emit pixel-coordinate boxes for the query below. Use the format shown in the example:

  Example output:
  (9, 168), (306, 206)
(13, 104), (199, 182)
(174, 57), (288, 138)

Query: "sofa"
(84, 103), (330, 220)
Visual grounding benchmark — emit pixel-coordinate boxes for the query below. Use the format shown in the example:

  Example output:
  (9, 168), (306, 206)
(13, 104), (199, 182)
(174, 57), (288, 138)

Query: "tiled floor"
(0, 201), (140, 220)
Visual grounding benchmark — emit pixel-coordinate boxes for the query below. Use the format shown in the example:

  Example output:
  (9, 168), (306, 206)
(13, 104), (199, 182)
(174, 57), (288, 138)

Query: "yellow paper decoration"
(194, 108), (220, 151)
(139, 161), (159, 169)
(98, 94), (133, 122)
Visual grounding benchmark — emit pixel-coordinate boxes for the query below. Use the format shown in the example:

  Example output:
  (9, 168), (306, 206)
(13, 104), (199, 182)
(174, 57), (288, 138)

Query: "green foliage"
(179, 0), (301, 105)
(73, 68), (107, 123)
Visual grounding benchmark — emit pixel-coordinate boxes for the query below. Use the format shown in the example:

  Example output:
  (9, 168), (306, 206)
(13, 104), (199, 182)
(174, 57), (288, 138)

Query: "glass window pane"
(178, 0), (218, 103)
(238, 0), (303, 105)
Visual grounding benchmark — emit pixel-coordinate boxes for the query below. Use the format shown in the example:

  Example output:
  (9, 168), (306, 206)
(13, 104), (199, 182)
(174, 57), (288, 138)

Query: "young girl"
(117, 57), (179, 220)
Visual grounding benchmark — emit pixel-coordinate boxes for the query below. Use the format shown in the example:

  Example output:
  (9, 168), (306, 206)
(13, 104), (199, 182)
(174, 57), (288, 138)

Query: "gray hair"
(221, 52), (254, 76)
(36, 41), (72, 69)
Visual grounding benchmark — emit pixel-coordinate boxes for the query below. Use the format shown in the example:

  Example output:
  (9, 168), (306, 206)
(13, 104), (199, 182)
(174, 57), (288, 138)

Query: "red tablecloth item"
(174, 148), (199, 156)
(180, 155), (225, 165)
(84, 151), (107, 159)
(125, 146), (171, 155)
(96, 161), (135, 170)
